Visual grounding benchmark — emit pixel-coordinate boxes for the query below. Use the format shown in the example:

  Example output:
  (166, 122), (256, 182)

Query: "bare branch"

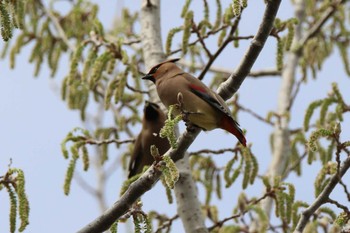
(248, 69), (281, 78)
(43, 7), (75, 52)
(327, 198), (350, 214)
(294, 155), (350, 233)
(198, 20), (241, 81)
(208, 191), (273, 231)
(74, 172), (98, 197)
(125, 81), (149, 94)
(192, 22), (212, 58)
(169, 24), (231, 55)
(339, 179), (350, 202)
(179, 60), (281, 78)
(288, 74), (306, 111)
(296, 0), (346, 52)
(155, 214), (179, 233)
(85, 138), (135, 146)
(189, 148), (238, 155)
(217, 0), (282, 100)
(282, 151), (307, 180)
(235, 101), (274, 126)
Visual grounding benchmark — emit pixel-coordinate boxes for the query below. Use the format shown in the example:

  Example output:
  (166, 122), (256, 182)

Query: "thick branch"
(217, 0), (282, 100)
(293, 155), (350, 233)
(77, 129), (200, 233)
(261, 0), (305, 217)
(77, 0), (282, 231)
(261, 0), (347, 218)
(139, 0), (166, 106)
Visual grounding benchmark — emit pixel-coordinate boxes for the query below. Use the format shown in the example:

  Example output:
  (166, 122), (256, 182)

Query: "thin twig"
(43, 8), (75, 52)
(74, 172), (98, 197)
(294, 153), (350, 233)
(122, 39), (141, 46)
(217, 0), (282, 100)
(189, 148), (238, 155)
(85, 138), (135, 146)
(105, 156), (123, 179)
(179, 60), (280, 78)
(327, 198), (350, 214)
(169, 24), (231, 55)
(198, 18), (241, 81)
(192, 22), (212, 58)
(339, 180), (350, 202)
(288, 74), (306, 111)
(282, 151), (307, 180)
(208, 191), (273, 231)
(125, 81), (149, 94)
(235, 101), (274, 126)
(155, 214), (179, 233)
(248, 69), (281, 78)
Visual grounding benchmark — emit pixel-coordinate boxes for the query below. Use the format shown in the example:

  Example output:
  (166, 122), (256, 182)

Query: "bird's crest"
(148, 58), (180, 74)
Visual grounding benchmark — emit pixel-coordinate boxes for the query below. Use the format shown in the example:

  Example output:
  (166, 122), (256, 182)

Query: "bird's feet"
(176, 91), (203, 132)
(185, 122), (197, 132)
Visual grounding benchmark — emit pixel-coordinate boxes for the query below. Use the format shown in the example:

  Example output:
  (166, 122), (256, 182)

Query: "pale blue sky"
(1, 1), (349, 232)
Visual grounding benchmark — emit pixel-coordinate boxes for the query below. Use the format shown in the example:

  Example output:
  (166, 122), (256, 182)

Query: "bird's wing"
(189, 83), (245, 144)
(188, 83), (233, 120)
(128, 134), (143, 178)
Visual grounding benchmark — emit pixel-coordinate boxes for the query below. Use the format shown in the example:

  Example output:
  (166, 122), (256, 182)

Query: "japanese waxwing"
(142, 58), (246, 146)
(128, 101), (170, 178)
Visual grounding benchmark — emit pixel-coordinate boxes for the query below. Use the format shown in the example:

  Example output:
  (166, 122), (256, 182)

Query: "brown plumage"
(128, 101), (170, 178)
(142, 58), (246, 146)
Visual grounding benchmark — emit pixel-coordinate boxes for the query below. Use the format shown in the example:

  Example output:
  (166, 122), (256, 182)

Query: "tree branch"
(339, 179), (350, 202)
(208, 191), (273, 231)
(189, 148), (238, 155)
(43, 7), (75, 52)
(178, 60), (281, 78)
(235, 101), (274, 126)
(260, 0), (305, 218)
(217, 0), (282, 100)
(77, 0), (282, 231)
(192, 22), (212, 58)
(293, 155), (350, 233)
(85, 138), (135, 146)
(296, 0), (346, 53)
(198, 18), (241, 81)
(261, 0), (347, 219)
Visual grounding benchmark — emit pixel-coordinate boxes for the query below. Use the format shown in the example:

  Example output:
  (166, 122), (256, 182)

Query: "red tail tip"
(221, 116), (246, 147)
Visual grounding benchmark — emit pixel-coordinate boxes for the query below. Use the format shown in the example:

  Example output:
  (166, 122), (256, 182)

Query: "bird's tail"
(220, 116), (246, 147)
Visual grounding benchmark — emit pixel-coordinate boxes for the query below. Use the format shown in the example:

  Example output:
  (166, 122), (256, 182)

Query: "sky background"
(1, 1), (350, 232)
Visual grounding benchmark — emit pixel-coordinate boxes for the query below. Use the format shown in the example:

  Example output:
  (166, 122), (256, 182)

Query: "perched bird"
(128, 101), (170, 178)
(142, 58), (246, 146)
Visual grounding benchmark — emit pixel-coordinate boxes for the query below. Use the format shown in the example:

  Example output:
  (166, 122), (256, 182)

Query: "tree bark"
(140, 1), (207, 232)
(261, 0), (305, 217)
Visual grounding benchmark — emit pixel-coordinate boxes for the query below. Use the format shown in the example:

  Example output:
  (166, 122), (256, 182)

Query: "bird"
(128, 101), (170, 178)
(142, 58), (246, 146)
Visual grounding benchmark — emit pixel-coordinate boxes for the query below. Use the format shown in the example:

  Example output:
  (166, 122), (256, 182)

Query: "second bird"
(128, 101), (170, 178)
(142, 58), (246, 146)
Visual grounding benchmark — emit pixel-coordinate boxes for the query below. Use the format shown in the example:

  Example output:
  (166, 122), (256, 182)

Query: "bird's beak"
(142, 73), (155, 83)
